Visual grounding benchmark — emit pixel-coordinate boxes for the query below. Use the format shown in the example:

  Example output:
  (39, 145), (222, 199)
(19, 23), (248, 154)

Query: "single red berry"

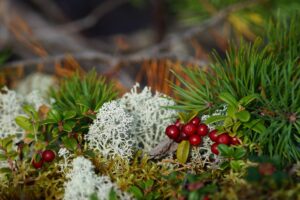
(197, 123), (209, 136)
(190, 117), (201, 126)
(175, 119), (182, 128)
(230, 136), (241, 145)
(42, 150), (56, 162)
(208, 130), (218, 142)
(165, 125), (180, 140)
(32, 159), (43, 169)
(211, 143), (219, 155)
(189, 135), (202, 146)
(217, 133), (231, 145)
(182, 124), (197, 136)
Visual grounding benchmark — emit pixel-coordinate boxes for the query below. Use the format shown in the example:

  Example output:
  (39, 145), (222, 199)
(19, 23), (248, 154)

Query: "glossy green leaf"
(48, 109), (62, 122)
(218, 144), (233, 157)
(23, 105), (38, 120)
(15, 116), (32, 131)
(176, 140), (190, 164)
(235, 110), (251, 122)
(62, 137), (78, 151)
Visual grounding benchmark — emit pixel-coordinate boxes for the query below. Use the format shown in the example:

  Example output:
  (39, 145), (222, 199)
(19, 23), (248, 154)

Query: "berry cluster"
(32, 149), (56, 169)
(165, 117), (209, 146)
(208, 130), (240, 155)
(165, 116), (241, 155)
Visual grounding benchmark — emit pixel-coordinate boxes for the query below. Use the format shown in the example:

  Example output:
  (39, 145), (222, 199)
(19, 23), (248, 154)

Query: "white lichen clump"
(64, 157), (132, 200)
(86, 101), (135, 159)
(0, 87), (24, 139)
(86, 83), (177, 159)
(120, 83), (177, 152)
(16, 72), (55, 96)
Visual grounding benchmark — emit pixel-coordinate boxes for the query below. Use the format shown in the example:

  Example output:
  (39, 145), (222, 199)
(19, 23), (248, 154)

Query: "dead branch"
(2, 0), (261, 70)
(58, 0), (129, 33)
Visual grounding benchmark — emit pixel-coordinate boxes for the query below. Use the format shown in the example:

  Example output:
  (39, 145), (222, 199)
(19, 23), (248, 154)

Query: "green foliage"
(206, 93), (266, 151)
(172, 14), (300, 163)
(50, 70), (117, 133)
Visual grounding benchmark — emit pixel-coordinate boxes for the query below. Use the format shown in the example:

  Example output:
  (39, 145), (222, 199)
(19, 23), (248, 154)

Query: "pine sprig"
(172, 13), (300, 163)
(50, 70), (118, 116)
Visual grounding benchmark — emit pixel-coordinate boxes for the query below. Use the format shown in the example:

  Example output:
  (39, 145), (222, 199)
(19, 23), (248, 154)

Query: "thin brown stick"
(59, 0), (129, 33)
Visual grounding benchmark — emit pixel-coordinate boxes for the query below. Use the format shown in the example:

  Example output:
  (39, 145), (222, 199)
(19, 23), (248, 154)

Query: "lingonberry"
(208, 130), (218, 142)
(230, 136), (241, 145)
(165, 125), (180, 140)
(216, 133), (231, 145)
(175, 119), (183, 128)
(182, 124), (197, 136)
(42, 150), (56, 162)
(190, 117), (201, 126)
(211, 143), (219, 155)
(197, 123), (209, 136)
(189, 135), (202, 146)
(32, 159), (43, 169)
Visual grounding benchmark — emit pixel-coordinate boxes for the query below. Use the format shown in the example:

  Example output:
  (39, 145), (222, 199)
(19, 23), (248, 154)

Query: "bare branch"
(59, 0), (129, 33)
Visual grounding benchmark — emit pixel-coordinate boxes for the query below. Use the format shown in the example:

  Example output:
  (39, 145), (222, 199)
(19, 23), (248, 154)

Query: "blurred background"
(0, 0), (299, 95)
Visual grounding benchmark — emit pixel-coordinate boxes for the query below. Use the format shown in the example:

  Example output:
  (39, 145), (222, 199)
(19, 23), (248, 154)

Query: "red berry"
(42, 150), (56, 162)
(175, 119), (182, 128)
(211, 143), (219, 155)
(208, 130), (218, 142)
(165, 125), (180, 140)
(189, 135), (202, 146)
(32, 159), (43, 169)
(182, 124), (197, 136)
(190, 117), (201, 125)
(217, 133), (231, 145)
(197, 123), (209, 136)
(230, 136), (241, 145)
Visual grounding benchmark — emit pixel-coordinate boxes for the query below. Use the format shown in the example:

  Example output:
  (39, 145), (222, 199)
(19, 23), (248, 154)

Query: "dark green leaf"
(62, 137), (78, 151)
(218, 144), (233, 157)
